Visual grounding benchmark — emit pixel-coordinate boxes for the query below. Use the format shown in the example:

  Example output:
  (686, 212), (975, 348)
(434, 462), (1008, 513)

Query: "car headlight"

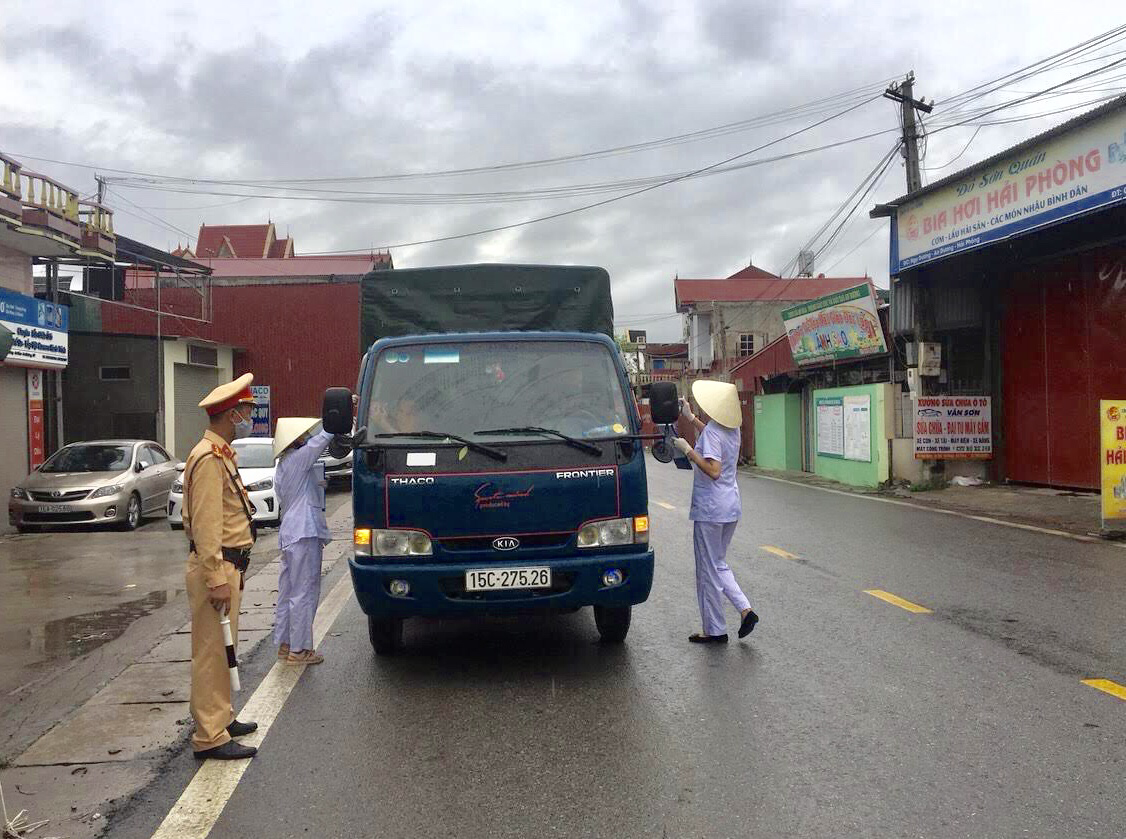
(245, 479), (273, 492)
(90, 484), (125, 499)
(577, 516), (649, 548)
(10, 487), (29, 500)
(354, 528), (432, 557)
(171, 480), (183, 493)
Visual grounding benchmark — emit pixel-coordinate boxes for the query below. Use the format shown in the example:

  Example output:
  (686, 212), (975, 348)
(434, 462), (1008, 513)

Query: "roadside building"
(871, 94), (1126, 490)
(0, 153), (117, 531)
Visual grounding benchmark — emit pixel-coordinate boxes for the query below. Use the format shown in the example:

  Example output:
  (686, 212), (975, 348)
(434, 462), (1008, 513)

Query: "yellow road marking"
(654, 501), (676, 510)
(760, 545), (799, 560)
(863, 589), (933, 614)
(1082, 679), (1126, 701)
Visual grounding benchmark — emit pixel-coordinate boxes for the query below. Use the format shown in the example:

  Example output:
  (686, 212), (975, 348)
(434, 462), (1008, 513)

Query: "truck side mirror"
(323, 387), (354, 435)
(650, 381), (680, 425)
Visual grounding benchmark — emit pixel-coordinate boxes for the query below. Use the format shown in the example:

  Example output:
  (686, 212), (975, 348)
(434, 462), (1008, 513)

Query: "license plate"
(37, 505), (77, 513)
(465, 567), (551, 592)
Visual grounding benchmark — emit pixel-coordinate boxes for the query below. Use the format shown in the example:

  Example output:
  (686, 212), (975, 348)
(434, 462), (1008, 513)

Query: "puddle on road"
(29, 589), (182, 660)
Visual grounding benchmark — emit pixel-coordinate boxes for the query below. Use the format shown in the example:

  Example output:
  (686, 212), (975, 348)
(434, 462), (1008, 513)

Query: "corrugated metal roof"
(200, 257), (378, 277)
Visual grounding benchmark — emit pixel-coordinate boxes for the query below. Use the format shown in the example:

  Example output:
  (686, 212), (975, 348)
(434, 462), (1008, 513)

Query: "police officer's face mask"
(232, 409), (253, 439)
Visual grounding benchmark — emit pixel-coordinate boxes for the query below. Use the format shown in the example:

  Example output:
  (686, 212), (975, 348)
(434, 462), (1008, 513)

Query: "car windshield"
(233, 441), (276, 469)
(366, 340), (630, 442)
(41, 444), (133, 473)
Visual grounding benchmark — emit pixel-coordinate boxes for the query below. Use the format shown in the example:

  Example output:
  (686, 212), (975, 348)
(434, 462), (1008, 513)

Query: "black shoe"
(738, 610), (759, 639)
(193, 740), (258, 760)
(227, 719), (258, 738)
(688, 633), (729, 644)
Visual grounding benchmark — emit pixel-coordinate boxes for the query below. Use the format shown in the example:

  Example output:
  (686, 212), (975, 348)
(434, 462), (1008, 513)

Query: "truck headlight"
(245, 479), (273, 492)
(354, 528), (432, 557)
(577, 517), (648, 548)
(90, 484), (124, 499)
(10, 486), (29, 500)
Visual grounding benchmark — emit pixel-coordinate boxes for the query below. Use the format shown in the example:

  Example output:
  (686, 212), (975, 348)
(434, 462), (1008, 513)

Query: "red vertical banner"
(27, 369), (45, 470)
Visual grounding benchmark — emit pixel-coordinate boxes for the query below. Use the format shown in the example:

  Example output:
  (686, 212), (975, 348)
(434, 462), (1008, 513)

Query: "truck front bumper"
(349, 549), (655, 618)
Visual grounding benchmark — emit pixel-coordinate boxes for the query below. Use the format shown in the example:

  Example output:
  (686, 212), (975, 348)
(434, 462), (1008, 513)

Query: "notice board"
(817, 394), (871, 461)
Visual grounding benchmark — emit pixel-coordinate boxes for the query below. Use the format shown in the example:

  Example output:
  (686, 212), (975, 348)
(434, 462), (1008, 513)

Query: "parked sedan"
(167, 436), (280, 530)
(9, 440), (178, 533)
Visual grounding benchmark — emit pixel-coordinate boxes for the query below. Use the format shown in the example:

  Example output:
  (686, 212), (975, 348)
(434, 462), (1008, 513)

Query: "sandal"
(277, 644), (290, 660)
(286, 649), (324, 665)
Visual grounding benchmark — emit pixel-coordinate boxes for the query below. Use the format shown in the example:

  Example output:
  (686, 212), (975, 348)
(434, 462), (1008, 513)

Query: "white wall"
(161, 341), (234, 452)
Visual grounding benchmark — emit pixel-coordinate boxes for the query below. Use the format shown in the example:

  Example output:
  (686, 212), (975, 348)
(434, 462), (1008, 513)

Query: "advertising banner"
(1100, 400), (1126, 529)
(0, 287), (68, 369)
(914, 396), (992, 460)
(27, 369), (45, 470)
(892, 106), (1126, 273)
(782, 284), (887, 367)
(250, 385), (271, 437)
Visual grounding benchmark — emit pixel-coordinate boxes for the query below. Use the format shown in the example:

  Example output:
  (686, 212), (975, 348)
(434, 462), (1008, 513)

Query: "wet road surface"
(110, 461), (1126, 838)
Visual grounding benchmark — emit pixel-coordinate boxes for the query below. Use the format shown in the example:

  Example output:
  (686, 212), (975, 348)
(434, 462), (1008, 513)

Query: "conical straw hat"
(273, 417), (321, 459)
(691, 380), (742, 429)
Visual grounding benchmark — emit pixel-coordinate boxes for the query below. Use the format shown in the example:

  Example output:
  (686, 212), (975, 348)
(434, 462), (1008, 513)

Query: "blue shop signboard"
(0, 287), (68, 369)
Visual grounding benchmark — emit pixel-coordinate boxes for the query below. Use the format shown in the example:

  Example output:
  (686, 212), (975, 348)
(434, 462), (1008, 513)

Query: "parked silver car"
(8, 440), (179, 533)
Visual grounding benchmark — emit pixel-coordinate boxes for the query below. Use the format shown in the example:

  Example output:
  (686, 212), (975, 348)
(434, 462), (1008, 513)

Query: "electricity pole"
(883, 73), (932, 195)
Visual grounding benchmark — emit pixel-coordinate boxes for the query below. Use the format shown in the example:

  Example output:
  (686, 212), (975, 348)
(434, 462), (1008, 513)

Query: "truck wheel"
(368, 616), (403, 655)
(593, 605), (631, 643)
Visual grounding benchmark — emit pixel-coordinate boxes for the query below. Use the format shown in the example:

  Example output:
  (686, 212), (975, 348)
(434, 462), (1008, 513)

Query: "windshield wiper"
(475, 426), (602, 456)
(370, 430), (507, 462)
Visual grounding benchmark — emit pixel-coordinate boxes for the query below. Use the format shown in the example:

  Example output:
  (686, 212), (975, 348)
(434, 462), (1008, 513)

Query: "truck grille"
(438, 534), (573, 553)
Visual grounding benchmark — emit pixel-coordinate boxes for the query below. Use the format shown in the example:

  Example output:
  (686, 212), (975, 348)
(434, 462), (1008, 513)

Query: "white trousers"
(274, 537), (323, 652)
(693, 521), (750, 636)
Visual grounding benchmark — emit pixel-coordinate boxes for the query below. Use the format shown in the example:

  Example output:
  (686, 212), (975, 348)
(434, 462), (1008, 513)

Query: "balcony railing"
(78, 201), (116, 261)
(18, 170), (82, 246)
(0, 153), (22, 224)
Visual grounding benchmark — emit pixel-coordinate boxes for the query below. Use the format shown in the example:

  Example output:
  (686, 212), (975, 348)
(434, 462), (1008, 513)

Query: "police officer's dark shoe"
(227, 719), (258, 737)
(193, 741), (257, 760)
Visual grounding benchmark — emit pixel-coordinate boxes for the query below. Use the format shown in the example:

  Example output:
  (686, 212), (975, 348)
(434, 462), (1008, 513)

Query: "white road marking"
(149, 570), (354, 838)
(747, 473), (1126, 550)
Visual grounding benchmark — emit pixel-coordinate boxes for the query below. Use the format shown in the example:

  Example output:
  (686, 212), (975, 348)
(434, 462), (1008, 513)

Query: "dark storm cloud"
(0, 3), (967, 339)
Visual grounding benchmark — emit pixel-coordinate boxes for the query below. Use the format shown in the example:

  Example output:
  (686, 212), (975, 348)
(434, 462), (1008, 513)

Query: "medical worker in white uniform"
(273, 418), (334, 664)
(673, 380), (759, 644)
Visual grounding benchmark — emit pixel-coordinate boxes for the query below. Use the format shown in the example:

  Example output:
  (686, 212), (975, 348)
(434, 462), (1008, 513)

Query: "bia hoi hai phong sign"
(782, 283), (887, 367)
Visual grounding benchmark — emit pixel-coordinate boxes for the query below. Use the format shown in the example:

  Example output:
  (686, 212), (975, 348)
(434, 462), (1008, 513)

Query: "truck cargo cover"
(361, 263), (614, 350)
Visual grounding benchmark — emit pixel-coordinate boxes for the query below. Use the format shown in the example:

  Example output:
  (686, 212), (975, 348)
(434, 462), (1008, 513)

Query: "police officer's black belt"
(188, 543), (252, 573)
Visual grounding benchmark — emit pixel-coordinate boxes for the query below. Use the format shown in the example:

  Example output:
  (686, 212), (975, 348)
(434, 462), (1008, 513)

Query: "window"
(100, 366), (131, 381)
(146, 445), (171, 464)
(738, 334), (756, 357)
(187, 345), (218, 367)
(41, 444), (132, 473)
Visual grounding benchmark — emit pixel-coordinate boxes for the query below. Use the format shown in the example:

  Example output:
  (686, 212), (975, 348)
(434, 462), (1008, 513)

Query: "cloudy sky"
(2, 1), (1120, 339)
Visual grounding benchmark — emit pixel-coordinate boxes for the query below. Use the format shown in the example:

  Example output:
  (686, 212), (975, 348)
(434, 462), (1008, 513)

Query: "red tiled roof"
(267, 237), (292, 258)
(196, 224), (274, 259)
(675, 276), (870, 308)
(726, 264), (778, 279)
(644, 342), (687, 358)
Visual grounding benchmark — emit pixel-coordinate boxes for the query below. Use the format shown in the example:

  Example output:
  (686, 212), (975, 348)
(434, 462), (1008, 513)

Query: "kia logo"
(492, 537), (520, 551)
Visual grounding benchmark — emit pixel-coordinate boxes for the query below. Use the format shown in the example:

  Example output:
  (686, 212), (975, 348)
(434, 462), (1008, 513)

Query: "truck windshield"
(366, 341), (631, 442)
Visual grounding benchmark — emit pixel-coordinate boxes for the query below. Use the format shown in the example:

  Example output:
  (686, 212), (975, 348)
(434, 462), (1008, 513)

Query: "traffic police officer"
(183, 372), (260, 760)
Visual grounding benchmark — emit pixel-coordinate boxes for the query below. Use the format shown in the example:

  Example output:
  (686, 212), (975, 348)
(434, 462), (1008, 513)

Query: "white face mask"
(232, 410), (254, 439)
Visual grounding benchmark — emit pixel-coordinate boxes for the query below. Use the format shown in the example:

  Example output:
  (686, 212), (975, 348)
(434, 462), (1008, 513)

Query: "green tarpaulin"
(360, 264), (614, 351)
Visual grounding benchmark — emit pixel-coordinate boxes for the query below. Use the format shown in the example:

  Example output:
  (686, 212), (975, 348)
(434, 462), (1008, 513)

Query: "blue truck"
(322, 264), (679, 654)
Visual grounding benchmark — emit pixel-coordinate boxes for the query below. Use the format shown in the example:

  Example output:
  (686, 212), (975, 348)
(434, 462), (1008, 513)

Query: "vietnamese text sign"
(27, 369), (45, 470)
(1100, 400), (1126, 529)
(250, 385), (271, 437)
(0, 287), (68, 369)
(783, 284), (887, 367)
(843, 395), (872, 462)
(816, 397), (844, 457)
(893, 106), (1126, 273)
(914, 396), (992, 460)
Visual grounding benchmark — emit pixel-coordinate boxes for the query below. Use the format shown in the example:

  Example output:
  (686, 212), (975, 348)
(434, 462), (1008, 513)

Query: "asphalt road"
(111, 461), (1126, 838)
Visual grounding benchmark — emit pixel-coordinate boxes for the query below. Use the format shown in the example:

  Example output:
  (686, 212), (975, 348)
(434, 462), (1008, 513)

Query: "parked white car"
(168, 437), (280, 530)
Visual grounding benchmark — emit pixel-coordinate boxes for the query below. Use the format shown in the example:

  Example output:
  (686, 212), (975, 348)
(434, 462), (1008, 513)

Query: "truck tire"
(593, 605), (631, 643)
(368, 616), (403, 655)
